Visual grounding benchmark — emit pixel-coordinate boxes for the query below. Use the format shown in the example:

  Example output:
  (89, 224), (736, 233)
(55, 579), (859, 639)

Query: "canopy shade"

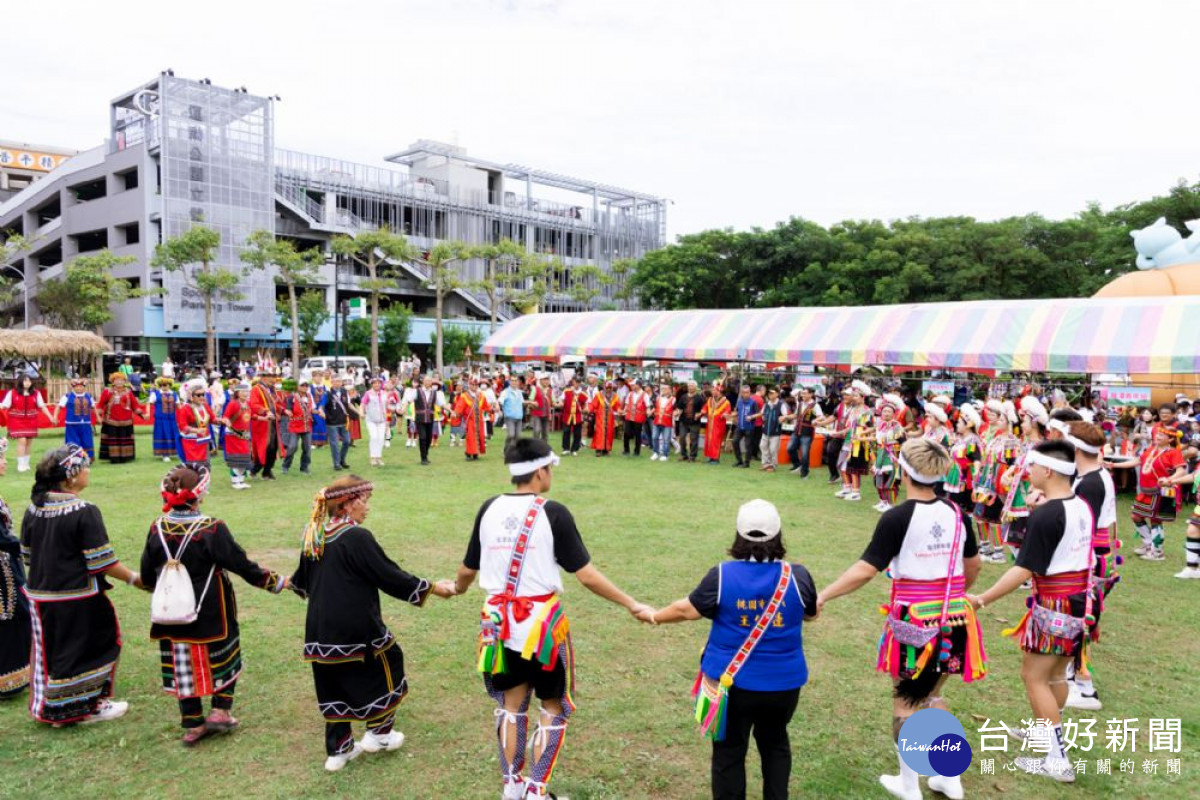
(0, 326), (110, 359)
(482, 296), (1200, 374)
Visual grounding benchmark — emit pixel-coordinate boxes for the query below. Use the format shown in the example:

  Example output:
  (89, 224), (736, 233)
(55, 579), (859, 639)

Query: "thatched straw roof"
(0, 326), (109, 359)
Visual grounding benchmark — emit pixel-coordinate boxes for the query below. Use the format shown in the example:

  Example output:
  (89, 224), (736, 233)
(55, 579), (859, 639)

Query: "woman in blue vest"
(148, 377), (182, 463)
(643, 499), (818, 800)
(56, 377), (97, 461)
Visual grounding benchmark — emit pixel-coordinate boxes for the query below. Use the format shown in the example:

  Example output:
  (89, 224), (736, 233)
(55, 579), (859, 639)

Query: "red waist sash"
(487, 591), (556, 641)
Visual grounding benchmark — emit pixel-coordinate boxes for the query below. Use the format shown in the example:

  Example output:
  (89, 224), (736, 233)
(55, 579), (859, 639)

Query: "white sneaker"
(1174, 566), (1200, 579)
(650, 453), (658, 461)
(1065, 682), (1102, 711)
(845, 492), (861, 501)
(1142, 547), (1166, 562)
(360, 729), (405, 753)
(927, 774), (964, 800)
(834, 487), (850, 498)
(1133, 543), (1150, 556)
(878, 774), (922, 800)
(324, 743), (364, 772)
(998, 721), (1028, 745)
(1014, 756), (1075, 783)
(878, 503), (892, 513)
(80, 699), (128, 724)
(163, 456), (172, 463)
(501, 778), (526, 800)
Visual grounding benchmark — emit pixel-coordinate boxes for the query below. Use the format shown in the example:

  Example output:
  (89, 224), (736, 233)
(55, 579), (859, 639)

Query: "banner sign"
(794, 375), (825, 389)
(922, 380), (954, 396)
(1097, 386), (1152, 406)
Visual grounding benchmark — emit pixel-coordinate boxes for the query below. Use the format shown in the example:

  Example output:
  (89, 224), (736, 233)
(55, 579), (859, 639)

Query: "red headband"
(161, 488), (198, 512)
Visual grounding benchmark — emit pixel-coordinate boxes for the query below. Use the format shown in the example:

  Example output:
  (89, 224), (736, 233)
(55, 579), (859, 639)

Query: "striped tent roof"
(481, 296), (1200, 373)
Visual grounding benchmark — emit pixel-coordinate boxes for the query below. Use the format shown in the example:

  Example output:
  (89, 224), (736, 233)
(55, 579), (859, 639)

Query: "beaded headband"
(58, 444), (90, 478)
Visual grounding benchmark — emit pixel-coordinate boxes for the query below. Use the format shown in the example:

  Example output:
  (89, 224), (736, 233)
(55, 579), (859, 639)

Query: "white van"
(300, 356), (372, 382)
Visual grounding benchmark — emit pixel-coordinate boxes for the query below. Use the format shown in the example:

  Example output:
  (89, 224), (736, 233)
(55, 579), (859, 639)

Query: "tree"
(0, 233), (31, 326)
(471, 238), (526, 332)
(566, 263), (610, 307)
(289, 289), (331, 358)
(608, 258), (636, 309)
(343, 317), (372, 359)
(419, 240), (471, 375)
(152, 226), (261, 371)
(330, 227), (419, 370)
(242, 230), (324, 371)
(36, 250), (150, 375)
(36, 250), (145, 332)
(431, 325), (484, 367)
(379, 305), (413, 368)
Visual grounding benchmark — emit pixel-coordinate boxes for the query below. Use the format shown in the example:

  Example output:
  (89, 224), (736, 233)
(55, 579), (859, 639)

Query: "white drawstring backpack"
(150, 517), (216, 625)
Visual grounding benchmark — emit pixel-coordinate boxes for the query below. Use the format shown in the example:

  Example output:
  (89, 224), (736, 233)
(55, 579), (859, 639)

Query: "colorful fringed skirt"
(0, 551), (31, 698)
(845, 440), (872, 476)
(877, 577), (986, 683)
(1004, 570), (1097, 663)
(158, 631), (242, 699)
(1133, 488), (1177, 523)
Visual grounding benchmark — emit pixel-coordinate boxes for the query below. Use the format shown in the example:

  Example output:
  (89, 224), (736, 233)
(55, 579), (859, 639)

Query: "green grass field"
(0, 429), (1194, 799)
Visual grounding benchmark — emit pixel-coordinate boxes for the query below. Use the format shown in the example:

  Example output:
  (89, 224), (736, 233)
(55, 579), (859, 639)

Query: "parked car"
(299, 356), (371, 382)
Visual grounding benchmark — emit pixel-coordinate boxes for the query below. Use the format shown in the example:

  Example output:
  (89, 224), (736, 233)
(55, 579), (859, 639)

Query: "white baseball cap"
(736, 499), (782, 541)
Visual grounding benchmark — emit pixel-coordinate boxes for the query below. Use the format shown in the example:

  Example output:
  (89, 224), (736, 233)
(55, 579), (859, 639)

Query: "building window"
(73, 228), (108, 253)
(117, 222), (140, 245)
(118, 168), (139, 191)
(70, 177), (107, 203)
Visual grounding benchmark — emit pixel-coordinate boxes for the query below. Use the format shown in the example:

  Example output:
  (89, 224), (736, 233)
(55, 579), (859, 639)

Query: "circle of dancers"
(0, 368), (1192, 799)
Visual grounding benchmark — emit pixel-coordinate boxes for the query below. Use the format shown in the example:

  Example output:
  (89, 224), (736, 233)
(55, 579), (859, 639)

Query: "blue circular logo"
(897, 709), (973, 776)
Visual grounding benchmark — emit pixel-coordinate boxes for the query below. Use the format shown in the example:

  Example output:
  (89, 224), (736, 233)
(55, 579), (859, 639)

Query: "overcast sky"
(8, 1), (1199, 238)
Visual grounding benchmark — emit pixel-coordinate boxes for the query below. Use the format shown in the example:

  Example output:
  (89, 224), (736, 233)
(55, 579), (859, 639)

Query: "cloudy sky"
(8, 1), (1198, 238)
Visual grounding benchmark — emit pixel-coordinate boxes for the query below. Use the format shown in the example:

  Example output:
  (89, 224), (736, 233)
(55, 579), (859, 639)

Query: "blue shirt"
(500, 387), (526, 420)
(735, 396), (758, 432)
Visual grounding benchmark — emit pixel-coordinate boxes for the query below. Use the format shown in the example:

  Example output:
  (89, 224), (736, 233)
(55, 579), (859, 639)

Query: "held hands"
(628, 601), (656, 624)
(431, 579), (459, 599)
(966, 594), (984, 611)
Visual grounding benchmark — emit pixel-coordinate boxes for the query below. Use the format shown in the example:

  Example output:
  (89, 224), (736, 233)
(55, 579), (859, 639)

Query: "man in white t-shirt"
(451, 438), (651, 800)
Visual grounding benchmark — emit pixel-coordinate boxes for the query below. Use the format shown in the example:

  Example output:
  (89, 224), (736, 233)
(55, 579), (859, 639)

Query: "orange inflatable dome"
(1094, 262), (1200, 405)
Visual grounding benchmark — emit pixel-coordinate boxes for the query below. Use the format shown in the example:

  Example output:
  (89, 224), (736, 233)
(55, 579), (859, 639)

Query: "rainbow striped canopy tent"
(481, 295), (1200, 373)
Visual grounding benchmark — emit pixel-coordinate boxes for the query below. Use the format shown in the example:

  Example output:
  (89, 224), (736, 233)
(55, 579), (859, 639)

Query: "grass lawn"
(0, 429), (1194, 799)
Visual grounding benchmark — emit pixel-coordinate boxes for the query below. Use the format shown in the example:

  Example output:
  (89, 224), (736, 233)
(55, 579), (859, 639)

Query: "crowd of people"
(0, 358), (1192, 798)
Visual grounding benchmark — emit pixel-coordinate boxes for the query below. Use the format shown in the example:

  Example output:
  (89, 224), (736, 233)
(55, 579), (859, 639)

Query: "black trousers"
(712, 686), (800, 800)
(748, 429), (763, 461)
(680, 419), (700, 460)
(251, 423), (278, 476)
(733, 428), (753, 464)
(416, 420), (434, 461)
(824, 435), (844, 480)
(623, 420), (643, 454)
(562, 423), (582, 453)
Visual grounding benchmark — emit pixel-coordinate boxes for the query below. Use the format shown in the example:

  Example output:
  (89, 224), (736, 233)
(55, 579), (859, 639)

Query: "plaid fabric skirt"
(158, 633), (242, 700)
(99, 420), (136, 463)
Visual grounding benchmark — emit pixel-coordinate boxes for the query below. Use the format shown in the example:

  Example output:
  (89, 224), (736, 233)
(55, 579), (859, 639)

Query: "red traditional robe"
(222, 399), (252, 458)
(589, 393), (618, 452)
(249, 383), (286, 463)
(453, 391), (490, 456)
(703, 396), (732, 460)
(175, 402), (214, 463)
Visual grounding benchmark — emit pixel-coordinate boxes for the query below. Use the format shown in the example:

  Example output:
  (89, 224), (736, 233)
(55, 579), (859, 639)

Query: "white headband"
(1063, 434), (1100, 455)
(898, 453), (943, 485)
(1026, 450), (1077, 475)
(1047, 419), (1071, 435)
(507, 452), (561, 476)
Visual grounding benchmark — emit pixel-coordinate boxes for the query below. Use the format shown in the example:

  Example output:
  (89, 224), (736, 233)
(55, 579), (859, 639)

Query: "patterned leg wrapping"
(525, 707), (571, 797)
(325, 721), (355, 756)
(495, 690), (533, 789)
